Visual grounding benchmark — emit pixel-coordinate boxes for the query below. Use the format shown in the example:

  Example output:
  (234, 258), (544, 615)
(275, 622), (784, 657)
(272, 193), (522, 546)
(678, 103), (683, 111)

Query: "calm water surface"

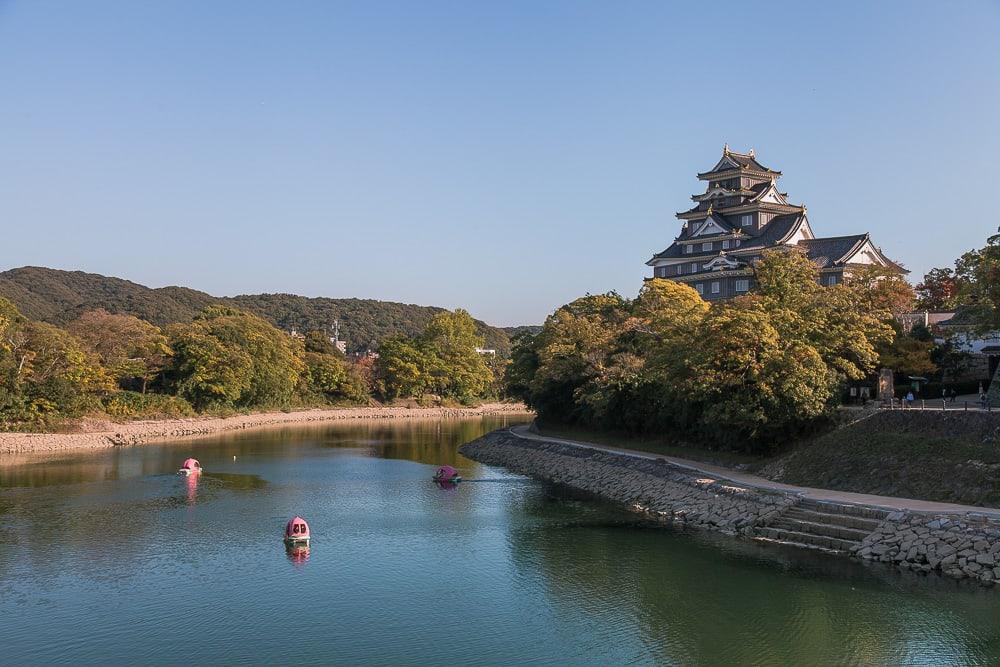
(1, 416), (999, 665)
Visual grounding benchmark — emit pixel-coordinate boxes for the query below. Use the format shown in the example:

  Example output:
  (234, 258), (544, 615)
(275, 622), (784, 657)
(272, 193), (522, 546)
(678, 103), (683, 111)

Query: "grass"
(538, 411), (1000, 507)
(535, 422), (768, 468)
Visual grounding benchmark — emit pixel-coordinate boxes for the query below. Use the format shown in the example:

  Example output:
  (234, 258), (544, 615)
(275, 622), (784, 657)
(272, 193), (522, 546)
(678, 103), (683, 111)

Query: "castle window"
(684, 245), (692, 254)
(711, 281), (720, 294)
(677, 265), (684, 275)
(695, 283), (704, 295)
(702, 242), (712, 252)
(722, 240), (730, 249)
(826, 275), (838, 286)
(735, 279), (749, 292)
(735, 239), (741, 247)
(690, 263), (698, 273)
(741, 214), (752, 227)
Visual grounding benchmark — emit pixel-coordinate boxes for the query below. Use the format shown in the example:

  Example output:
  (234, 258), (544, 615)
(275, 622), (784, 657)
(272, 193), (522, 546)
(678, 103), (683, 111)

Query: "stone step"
(797, 498), (890, 521)
(753, 526), (860, 553)
(751, 536), (845, 555)
(769, 517), (871, 542)
(781, 508), (882, 532)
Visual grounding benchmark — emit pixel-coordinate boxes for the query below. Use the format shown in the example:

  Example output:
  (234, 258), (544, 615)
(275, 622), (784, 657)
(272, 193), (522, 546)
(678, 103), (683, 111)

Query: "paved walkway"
(508, 424), (1000, 518)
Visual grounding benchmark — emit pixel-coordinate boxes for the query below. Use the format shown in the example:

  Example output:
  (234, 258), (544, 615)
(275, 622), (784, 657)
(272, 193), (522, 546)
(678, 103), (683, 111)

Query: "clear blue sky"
(1, 1), (998, 326)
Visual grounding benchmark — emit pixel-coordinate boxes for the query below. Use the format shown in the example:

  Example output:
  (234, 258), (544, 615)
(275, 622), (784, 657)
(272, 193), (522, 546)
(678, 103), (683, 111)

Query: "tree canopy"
(509, 250), (895, 452)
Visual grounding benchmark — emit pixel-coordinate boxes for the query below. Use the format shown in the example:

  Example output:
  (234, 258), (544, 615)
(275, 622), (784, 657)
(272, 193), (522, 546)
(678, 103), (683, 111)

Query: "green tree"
(528, 293), (630, 423)
(377, 336), (432, 400)
(420, 309), (493, 401)
(504, 332), (540, 403)
(755, 249), (893, 383)
(684, 297), (834, 449)
(879, 331), (937, 378)
(304, 330), (341, 356)
(168, 306), (304, 410)
(303, 351), (368, 403)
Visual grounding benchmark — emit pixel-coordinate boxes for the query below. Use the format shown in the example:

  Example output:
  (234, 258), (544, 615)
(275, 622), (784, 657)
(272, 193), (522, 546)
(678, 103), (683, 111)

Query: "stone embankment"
(0, 403), (529, 455)
(857, 512), (1000, 584)
(461, 428), (1000, 587)
(461, 429), (796, 535)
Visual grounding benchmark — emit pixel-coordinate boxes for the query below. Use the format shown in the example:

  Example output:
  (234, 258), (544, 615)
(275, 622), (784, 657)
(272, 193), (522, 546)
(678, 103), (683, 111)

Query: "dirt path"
(0, 404), (530, 455)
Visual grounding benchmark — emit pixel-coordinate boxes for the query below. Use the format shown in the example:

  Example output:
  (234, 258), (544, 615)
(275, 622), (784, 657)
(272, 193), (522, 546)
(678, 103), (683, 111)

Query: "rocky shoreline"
(0, 403), (529, 455)
(460, 428), (1000, 587)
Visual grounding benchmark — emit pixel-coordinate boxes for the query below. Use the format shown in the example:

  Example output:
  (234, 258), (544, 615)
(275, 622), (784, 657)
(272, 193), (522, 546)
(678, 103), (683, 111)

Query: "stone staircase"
(753, 498), (888, 553)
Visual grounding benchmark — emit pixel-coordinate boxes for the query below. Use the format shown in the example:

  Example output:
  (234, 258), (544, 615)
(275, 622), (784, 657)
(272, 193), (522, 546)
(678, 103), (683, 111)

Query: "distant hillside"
(0, 266), (510, 355)
(502, 325), (542, 338)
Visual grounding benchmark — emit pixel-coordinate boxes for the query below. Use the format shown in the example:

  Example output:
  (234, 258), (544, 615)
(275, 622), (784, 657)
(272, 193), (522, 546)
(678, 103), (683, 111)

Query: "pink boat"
(284, 516), (310, 545)
(178, 458), (202, 476)
(433, 465), (461, 483)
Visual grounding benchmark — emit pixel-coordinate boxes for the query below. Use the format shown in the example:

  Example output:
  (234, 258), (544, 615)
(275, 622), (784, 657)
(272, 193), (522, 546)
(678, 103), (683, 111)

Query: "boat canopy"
(285, 516), (310, 539)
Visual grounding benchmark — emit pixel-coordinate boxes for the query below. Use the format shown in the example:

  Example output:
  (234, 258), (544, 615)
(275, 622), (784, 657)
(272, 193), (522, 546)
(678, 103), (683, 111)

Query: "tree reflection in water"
(505, 488), (1000, 665)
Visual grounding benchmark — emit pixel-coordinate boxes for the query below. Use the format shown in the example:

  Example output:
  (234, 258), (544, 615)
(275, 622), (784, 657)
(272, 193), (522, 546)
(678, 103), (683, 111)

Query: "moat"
(1, 417), (998, 664)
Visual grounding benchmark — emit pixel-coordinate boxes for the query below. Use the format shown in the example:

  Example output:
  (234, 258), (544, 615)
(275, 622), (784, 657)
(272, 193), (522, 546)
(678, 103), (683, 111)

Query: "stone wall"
(463, 428), (1000, 588)
(856, 512), (1000, 584)
(460, 430), (795, 535)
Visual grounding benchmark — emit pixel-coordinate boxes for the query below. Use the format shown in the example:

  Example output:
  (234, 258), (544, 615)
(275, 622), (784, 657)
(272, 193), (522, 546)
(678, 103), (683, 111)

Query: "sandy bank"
(0, 403), (530, 455)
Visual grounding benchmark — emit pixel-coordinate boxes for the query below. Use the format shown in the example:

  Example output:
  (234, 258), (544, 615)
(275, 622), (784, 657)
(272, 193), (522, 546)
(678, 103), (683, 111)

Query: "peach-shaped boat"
(284, 516), (310, 545)
(433, 465), (461, 483)
(178, 458), (202, 476)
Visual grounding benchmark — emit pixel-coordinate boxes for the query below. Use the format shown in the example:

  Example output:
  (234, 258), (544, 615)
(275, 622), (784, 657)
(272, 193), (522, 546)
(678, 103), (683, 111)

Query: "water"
(1, 416), (999, 665)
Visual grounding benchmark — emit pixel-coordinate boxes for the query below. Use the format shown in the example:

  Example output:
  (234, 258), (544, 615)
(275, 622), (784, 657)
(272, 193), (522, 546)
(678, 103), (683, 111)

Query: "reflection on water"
(285, 543), (310, 566)
(185, 471), (198, 505)
(1, 414), (999, 665)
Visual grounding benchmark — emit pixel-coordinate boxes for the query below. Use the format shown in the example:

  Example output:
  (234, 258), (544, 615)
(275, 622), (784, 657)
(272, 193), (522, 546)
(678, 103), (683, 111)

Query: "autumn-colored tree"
(846, 265), (915, 319)
(0, 298), (111, 426)
(69, 310), (171, 393)
(915, 267), (960, 311)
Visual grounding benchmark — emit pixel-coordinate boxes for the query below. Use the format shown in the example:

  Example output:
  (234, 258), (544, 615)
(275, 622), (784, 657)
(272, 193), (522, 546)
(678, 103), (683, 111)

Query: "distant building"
(898, 311), (955, 333)
(475, 347), (497, 356)
(646, 146), (906, 299)
(288, 329), (306, 340)
(329, 319), (347, 354)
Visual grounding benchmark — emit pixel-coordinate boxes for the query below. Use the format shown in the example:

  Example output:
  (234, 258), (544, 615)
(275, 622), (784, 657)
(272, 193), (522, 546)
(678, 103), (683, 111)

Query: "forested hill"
(0, 266), (511, 355)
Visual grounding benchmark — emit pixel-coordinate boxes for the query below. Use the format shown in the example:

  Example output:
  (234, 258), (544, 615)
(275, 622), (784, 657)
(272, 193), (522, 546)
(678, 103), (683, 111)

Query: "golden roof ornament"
(723, 143), (729, 154)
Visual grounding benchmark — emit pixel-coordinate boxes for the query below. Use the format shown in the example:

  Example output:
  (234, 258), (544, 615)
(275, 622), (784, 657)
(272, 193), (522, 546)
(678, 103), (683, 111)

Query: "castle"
(646, 146), (905, 299)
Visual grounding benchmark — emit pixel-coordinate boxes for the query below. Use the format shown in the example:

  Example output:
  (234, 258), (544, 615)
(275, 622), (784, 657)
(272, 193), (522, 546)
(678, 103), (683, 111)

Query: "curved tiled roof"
(698, 149), (781, 177)
(730, 213), (805, 250)
(797, 234), (869, 268)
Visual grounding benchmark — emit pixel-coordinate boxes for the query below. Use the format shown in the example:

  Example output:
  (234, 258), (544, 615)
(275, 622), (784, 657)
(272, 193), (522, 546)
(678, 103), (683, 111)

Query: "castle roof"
(797, 234), (908, 272)
(697, 147), (781, 179)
